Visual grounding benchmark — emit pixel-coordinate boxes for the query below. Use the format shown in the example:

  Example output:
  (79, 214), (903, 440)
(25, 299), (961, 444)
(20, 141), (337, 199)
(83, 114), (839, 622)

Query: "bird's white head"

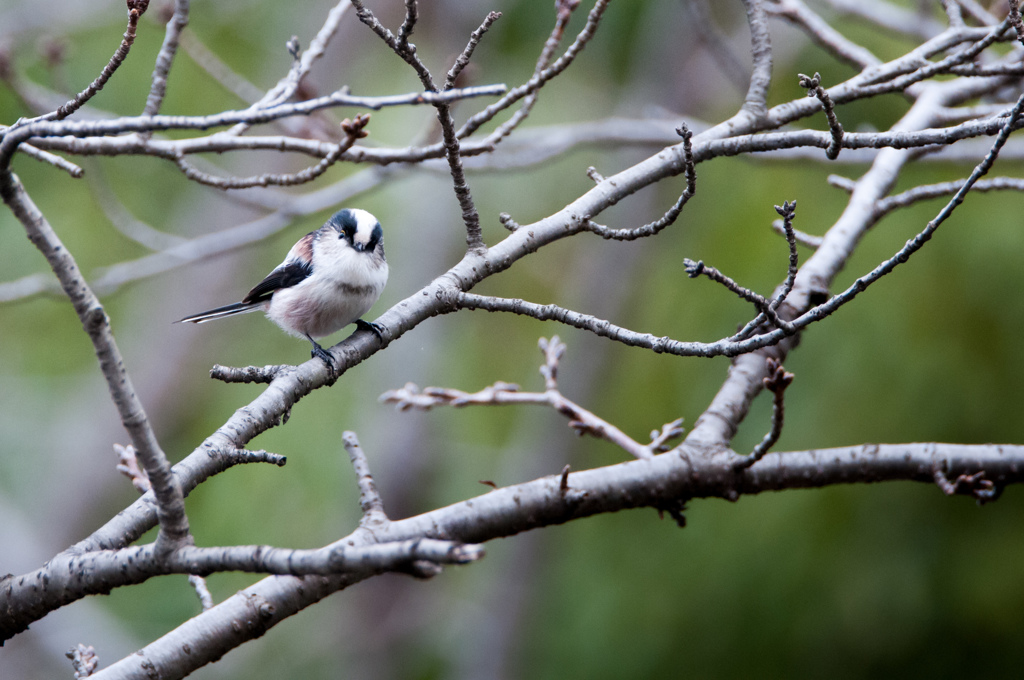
(326, 208), (384, 254)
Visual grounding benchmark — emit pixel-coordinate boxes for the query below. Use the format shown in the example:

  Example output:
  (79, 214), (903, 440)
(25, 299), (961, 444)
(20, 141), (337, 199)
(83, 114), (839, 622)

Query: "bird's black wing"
(240, 230), (317, 303)
(242, 258), (313, 304)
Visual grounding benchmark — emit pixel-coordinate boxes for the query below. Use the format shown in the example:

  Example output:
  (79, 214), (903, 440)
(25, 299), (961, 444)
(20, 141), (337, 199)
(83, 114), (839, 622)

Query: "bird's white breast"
(266, 239), (387, 338)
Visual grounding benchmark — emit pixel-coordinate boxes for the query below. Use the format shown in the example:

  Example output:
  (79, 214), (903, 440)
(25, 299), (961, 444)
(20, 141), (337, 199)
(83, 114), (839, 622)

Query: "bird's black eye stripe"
(367, 223), (383, 250)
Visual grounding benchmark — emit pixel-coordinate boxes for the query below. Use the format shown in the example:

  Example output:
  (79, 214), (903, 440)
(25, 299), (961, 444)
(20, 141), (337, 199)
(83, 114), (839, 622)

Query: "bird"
(178, 208), (388, 369)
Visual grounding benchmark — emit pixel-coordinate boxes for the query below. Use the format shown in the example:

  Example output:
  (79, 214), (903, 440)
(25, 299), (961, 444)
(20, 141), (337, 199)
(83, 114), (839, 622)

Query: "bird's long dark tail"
(177, 301), (263, 324)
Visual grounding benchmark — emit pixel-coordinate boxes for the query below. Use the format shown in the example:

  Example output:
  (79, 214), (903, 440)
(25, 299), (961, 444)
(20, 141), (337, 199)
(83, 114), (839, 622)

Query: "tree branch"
(0, 172), (190, 555)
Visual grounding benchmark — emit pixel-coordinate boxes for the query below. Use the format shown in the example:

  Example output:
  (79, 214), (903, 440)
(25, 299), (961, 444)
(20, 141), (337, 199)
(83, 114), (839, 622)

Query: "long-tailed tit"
(179, 208), (388, 368)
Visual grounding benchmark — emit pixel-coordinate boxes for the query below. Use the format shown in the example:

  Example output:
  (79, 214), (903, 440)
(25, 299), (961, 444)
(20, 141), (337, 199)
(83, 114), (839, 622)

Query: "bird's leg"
(306, 334), (336, 371)
(355, 318), (386, 343)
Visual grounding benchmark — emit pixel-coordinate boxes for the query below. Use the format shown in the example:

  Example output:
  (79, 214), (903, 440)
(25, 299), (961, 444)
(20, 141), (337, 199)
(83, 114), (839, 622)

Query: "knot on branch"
(655, 499), (688, 529)
(797, 72), (843, 160)
(538, 336), (566, 389)
(341, 113), (371, 139)
(774, 200), (797, 221)
(649, 417), (686, 453)
(797, 71), (821, 90)
(933, 466), (1003, 505)
(379, 381), (521, 410)
(210, 364), (290, 384)
(115, 443), (151, 494)
(683, 258), (705, 278)
(498, 212), (520, 231)
(84, 305), (108, 333)
(557, 0), (582, 22)
(66, 643), (98, 679)
(763, 357), (795, 394)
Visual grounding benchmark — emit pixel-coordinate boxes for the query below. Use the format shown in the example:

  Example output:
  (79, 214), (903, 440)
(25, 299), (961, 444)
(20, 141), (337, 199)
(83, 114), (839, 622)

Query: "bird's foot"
(306, 335), (336, 371)
(355, 318), (386, 343)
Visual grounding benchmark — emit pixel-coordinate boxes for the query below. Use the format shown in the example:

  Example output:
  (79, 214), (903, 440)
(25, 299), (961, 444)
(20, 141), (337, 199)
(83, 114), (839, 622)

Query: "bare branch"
(173, 115), (369, 189)
(684, 258), (772, 310)
(74, 441), (1024, 675)
(381, 337), (656, 460)
(210, 363), (291, 384)
(0, 173), (190, 555)
(346, 0), (498, 251)
(741, 0), (774, 120)
(0, 82), (508, 170)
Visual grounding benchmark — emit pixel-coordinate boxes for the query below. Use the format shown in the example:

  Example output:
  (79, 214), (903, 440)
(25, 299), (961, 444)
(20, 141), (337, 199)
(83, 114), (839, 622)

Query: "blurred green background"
(1, 0), (1023, 678)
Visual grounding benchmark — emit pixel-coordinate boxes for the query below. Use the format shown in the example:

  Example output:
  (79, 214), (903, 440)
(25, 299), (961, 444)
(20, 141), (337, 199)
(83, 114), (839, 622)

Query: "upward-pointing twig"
(52, 2), (148, 121)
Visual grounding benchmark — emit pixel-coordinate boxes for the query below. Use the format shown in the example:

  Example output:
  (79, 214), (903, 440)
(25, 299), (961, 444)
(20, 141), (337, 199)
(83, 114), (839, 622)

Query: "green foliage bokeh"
(1, 1), (1022, 678)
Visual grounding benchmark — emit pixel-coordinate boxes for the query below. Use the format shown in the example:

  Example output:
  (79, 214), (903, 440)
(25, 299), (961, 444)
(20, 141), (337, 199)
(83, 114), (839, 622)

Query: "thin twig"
(343, 431), (388, 522)
(874, 176), (1024, 217)
(766, 0), (881, 70)
(141, 0), (190, 119)
(771, 218), (822, 249)
(188, 574), (215, 611)
(446, 11), (503, 90)
(349, 0), (487, 252)
(584, 125), (696, 240)
(799, 72), (844, 159)
(52, 4), (146, 121)
(734, 358), (795, 469)
(227, 0), (353, 136)
(16, 143), (83, 177)
(173, 115), (369, 190)
(684, 259), (771, 309)
(381, 337), (656, 460)
(458, 0), (610, 141)
(767, 201), (800, 317)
